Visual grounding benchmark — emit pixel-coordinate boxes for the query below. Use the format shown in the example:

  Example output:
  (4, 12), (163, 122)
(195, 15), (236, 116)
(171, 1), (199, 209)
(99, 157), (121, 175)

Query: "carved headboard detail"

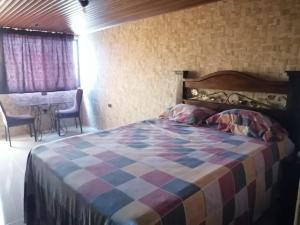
(183, 70), (289, 128)
(184, 71), (288, 93)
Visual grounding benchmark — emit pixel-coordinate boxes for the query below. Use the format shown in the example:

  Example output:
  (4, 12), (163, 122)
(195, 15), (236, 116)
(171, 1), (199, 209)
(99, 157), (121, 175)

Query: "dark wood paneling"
(0, 0), (220, 34)
(286, 71), (300, 150)
(184, 71), (289, 94)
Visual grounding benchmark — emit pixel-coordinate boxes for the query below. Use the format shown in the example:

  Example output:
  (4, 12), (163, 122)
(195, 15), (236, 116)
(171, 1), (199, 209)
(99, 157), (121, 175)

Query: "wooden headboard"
(183, 70), (289, 128)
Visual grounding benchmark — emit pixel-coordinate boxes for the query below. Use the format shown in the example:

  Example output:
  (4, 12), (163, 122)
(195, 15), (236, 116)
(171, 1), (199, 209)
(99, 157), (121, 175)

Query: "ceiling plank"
(0, 0), (220, 34)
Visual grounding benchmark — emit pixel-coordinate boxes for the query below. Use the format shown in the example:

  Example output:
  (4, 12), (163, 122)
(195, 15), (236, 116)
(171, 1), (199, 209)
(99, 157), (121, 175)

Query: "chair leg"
(32, 123), (37, 142)
(7, 127), (11, 147)
(4, 127), (7, 141)
(75, 118), (78, 128)
(29, 124), (33, 137)
(57, 118), (61, 136)
(78, 116), (83, 134)
(54, 117), (57, 131)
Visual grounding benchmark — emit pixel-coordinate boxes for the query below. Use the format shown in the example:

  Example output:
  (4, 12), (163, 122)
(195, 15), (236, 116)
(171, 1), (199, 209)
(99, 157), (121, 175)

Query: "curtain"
(2, 32), (78, 93)
(0, 31), (8, 93)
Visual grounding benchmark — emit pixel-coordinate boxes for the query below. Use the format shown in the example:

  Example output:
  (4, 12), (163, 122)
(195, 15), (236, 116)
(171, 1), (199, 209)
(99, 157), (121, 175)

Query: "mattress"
(24, 119), (294, 225)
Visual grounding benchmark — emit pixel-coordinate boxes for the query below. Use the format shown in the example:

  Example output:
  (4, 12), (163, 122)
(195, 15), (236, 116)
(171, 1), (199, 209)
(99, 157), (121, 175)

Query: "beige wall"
(79, 0), (300, 130)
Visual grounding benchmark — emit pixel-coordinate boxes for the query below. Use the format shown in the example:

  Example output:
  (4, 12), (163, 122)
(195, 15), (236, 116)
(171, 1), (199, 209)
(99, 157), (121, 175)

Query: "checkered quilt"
(24, 119), (294, 225)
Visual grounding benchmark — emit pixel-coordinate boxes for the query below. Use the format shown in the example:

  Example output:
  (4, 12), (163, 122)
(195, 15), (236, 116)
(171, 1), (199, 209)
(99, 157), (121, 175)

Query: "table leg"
(31, 106), (43, 141)
(49, 104), (59, 132)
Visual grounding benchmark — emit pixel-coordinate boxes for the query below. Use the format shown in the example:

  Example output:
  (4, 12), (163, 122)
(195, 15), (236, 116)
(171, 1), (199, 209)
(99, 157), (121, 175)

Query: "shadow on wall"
(81, 90), (100, 129)
(78, 35), (101, 129)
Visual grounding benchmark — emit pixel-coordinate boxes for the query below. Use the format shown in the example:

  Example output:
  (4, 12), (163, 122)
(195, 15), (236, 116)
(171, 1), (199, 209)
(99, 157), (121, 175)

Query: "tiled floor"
(0, 126), (97, 225)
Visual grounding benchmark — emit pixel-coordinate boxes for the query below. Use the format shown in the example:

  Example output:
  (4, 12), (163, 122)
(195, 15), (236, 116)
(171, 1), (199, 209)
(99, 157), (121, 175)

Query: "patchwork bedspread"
(24, 119), (294, 225)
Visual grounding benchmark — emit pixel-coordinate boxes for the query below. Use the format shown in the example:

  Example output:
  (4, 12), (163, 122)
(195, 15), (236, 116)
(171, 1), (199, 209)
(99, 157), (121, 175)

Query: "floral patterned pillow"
(160, 104), (216, 126)
(206, 109), (286, 142)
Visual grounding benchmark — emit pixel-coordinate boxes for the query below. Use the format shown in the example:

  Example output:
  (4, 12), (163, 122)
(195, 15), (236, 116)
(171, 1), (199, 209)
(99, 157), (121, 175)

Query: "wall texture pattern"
(70, 0), (300, 129)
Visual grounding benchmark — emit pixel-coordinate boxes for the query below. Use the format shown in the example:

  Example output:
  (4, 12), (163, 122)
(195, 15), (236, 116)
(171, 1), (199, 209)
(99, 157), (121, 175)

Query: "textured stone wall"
(79, 0), (300, 130)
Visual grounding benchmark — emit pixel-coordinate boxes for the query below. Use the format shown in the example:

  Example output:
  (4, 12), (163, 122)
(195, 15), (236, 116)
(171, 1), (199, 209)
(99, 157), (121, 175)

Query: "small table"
(13, 92), (74, 140)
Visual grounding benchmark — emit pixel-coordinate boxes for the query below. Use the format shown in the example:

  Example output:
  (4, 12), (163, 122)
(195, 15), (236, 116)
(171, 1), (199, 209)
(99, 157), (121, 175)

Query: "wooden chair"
(0, 101), (37, 147)
(55, 89), (83, 136)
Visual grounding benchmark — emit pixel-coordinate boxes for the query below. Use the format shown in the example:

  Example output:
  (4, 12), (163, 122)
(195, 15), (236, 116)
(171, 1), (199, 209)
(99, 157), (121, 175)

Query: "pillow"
(206, 109), (285, 142)
(160, 104), (216, 126)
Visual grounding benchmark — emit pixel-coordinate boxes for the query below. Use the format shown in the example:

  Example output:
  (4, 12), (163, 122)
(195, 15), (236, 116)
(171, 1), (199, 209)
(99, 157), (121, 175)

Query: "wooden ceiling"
(0, 0), (219, 34)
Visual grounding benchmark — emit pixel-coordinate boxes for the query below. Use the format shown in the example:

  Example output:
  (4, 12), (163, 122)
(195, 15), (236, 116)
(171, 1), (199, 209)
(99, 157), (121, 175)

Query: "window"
(1, 30), (79, 93)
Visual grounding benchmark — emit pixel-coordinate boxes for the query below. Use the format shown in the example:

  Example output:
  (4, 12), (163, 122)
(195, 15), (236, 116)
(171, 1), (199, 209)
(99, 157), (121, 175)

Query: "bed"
(24, 71), (296, 225)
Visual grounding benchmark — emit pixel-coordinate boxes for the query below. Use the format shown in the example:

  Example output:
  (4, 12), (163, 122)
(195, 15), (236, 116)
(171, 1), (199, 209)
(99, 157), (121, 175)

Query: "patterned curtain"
(2, 31), (78, 93)
(0, 31), (8, 93)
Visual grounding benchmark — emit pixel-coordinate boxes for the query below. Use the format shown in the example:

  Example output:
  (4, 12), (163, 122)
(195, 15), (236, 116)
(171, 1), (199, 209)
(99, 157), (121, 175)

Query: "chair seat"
(55, 89), (83, 136)
(55, 108), (79, 118)
(6, 114), (35, 127)
(1, 100), (37, 146)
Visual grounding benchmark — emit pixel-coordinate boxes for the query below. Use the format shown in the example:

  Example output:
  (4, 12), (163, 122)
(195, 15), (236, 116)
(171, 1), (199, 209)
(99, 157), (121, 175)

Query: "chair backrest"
(74, 89), (83, 112)
(0, 101), (8, 126)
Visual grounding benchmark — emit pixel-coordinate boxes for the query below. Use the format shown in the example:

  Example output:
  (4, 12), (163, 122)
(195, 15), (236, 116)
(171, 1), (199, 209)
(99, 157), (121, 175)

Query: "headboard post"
(286, 71), (300, 150)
